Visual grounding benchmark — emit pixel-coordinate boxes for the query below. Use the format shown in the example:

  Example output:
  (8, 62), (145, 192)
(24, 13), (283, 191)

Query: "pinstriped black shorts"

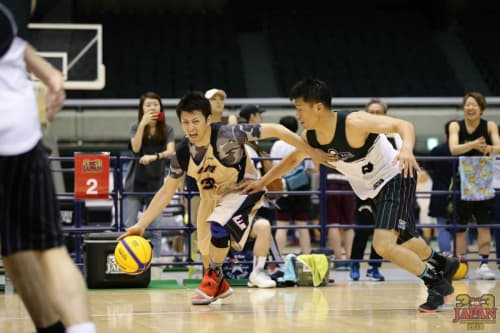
(0, 141), (64, 256)
(374, 173), (420, 244)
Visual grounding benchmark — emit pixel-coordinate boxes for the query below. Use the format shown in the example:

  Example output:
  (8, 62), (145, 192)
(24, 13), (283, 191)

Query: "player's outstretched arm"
(236, 149), (305, 194)
(349, 111), (419, 177)
(259, 123), (335, 166)
(118, 176), (182, 240)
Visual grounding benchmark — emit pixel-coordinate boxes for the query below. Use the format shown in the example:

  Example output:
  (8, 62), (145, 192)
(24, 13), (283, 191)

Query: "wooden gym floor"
(1, 264), (499, 333)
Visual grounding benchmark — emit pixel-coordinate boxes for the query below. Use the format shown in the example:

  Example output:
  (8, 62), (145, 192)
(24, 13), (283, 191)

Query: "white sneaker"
(477, 264), (496, 280)
(248, 270), (277, 288)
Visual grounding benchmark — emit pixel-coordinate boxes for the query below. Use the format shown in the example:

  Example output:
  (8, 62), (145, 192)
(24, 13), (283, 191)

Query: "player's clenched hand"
(116, 224), (146, 241)
(234, 178), (266, 195)
(393, 148), (419, 178)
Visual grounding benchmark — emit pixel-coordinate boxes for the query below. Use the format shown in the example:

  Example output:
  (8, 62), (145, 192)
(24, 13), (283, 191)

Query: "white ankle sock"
(253, 256), (267, 271)
(66, 322), (96, 333)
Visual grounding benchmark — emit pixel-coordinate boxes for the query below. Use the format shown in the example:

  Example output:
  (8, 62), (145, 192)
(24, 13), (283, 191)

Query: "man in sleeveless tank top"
(448, 92), (500, 280)
(119, 92), (330, 305)
(236, 79), (460, 312)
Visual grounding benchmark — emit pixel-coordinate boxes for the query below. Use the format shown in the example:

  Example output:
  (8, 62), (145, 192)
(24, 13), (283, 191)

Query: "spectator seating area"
(457, 11), (500, 95)
(69, 11), (246, 98)
(64, 5), (499, 98)
(267, 9), (463, 97)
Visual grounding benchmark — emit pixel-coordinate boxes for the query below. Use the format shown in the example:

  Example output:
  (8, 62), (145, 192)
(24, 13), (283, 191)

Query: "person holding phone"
(123, 91), (175, 258)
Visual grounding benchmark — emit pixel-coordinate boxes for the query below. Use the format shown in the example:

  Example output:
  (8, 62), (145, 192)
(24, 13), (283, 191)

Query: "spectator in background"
(416, 168), (433, 243)
(205, 88), (237, 124)
(239, 104), (276, 224)
(350, 99), (392, 281)
(0, 2), (96, 332)
(270, 116), (313, 255)
(495, 125), (500, 269)
(238, 104), (280, 266)
(426, 121), (454, 255)
(123, 92), (175, 259)
(325, 167), (355, 270)
(239, 103), (266, 124)
(448, 92), (500, 280)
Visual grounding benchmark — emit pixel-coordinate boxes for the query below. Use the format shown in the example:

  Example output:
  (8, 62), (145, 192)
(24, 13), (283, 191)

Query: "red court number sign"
(74, 153), (110, 199)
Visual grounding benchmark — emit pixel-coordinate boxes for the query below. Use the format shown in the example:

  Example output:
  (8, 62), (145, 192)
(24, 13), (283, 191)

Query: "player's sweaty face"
(180, 110), (210, 145)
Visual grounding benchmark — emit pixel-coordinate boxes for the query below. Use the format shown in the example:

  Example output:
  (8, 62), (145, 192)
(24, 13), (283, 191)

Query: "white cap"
(205, 88), (227, 99)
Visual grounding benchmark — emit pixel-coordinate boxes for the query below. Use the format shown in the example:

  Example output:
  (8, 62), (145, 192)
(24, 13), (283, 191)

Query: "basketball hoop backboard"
(28, 23), (105, 90)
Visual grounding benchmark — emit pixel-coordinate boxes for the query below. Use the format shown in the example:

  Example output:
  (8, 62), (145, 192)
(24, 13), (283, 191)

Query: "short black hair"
(289, 78), (332, 109)
(279, 116), (298, 133)
(175, 91), (211, 120)
(463, 91), (486, 112)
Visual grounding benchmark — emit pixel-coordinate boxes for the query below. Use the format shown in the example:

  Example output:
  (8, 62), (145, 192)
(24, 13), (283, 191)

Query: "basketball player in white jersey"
(236, 79), (459, 312)
(119, 91), (331, 305)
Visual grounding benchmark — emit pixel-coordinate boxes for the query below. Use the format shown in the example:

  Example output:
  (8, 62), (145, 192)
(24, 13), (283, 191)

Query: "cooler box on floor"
(84, 232), (151, 288)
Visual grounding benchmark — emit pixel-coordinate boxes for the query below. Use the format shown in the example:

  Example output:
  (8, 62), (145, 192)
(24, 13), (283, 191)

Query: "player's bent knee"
(372, 240), (394, 258)
(253, 218), (271, 232)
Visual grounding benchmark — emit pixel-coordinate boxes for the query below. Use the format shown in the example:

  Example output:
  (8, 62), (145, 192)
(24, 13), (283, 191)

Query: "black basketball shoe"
(418, 278), (454, 313)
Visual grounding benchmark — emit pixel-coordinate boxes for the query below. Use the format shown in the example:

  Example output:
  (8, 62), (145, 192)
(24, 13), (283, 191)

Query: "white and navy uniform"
(170, 123), (264, 254)
(306, 110), (419, 243)
(0, 3), (64, 255)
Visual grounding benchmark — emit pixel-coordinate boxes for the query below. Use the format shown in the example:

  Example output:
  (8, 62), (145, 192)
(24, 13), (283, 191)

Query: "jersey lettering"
(198, 165), (216, 174)
(200, 178), (216, 189)
(361, 162), (374, 174)
(232, 214), (247, 231)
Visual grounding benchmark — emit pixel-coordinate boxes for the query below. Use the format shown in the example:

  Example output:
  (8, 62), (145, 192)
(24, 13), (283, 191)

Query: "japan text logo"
(452, 293), (497, 330)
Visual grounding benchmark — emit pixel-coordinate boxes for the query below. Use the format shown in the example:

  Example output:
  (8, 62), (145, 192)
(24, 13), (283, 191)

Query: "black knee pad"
(211, 236), (230, 248)
(210, 222), (230, 248)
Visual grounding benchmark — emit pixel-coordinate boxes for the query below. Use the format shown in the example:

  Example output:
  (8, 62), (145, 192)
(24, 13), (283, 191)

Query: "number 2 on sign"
(86, 178), (98, 195)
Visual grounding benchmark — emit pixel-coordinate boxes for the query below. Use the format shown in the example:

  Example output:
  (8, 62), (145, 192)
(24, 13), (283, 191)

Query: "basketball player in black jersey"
(237, 79), (460, 312)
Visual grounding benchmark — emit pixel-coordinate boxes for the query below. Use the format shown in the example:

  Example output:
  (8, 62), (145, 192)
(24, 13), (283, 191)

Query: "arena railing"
(50, 154), (500, 268)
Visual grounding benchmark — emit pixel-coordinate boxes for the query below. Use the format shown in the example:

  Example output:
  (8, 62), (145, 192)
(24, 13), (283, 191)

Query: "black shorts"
(450, 199), (495, 233)
(275, 191), (312, 221)
(0, 142), (64, 256)
(374, 174), (420, 244)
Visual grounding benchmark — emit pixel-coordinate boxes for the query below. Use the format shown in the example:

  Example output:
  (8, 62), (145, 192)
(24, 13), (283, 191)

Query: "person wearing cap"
(0, 2), (96, 332)
(204, 88), (237, 124)
(238, 104), (273, 206)
(237, 104), (279, 284)
(239, 104), (266, 124)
